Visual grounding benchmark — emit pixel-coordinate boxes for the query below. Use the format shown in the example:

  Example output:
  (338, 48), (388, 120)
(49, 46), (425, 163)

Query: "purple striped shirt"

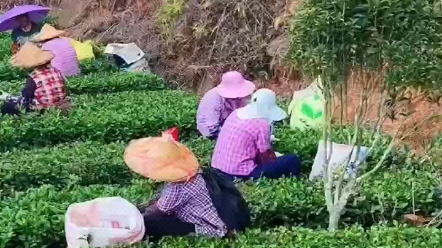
(211, 110), (272, 175)
(197, 88), (247, 137)
(157, 174), (227, 237)
(41, 37), (80, 77)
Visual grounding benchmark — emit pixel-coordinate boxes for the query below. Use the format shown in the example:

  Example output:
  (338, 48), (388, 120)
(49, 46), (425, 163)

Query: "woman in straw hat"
(124, 134), (250, 243)
(197, 71), (256, 140)
(211, 88), (302, 181)
(30, 24), (80, 77)
(0, 42), (70, 115)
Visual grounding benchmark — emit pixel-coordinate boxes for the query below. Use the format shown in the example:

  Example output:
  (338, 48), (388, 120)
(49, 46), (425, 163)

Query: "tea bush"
(0, 15), (440, 247)
(0, 172), (438, 247)
(0, 139), (214, 192)
(0, 126), (415, 193)
(0, 135), (438, 246)
(0, 72), (166, 95)
(0, 56), (117, 82)
(127, 225), (442, 247)
(0, 90), (199, 150)
(0, 32), (116, 82)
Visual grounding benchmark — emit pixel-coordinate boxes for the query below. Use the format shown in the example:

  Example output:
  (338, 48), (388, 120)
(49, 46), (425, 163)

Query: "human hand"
(270, 135), (280, 141)
(275, 152), (283, 157)
(0, 92), (10, 101)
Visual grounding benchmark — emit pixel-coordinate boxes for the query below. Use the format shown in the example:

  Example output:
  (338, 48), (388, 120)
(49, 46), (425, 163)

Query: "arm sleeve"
(256, 121), (272, 153)
(157, 184), (189, 213)
(255, 121), (276, 164)
(21, 76), (36, 110)
(199, 96), (223, 136)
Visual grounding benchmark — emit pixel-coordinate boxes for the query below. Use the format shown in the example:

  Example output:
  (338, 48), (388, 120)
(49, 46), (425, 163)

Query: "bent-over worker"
(197, 71), (256, 140)
(211, 88), (302, 180)
(30, 24), (80, 77)
(124, 134), (251, 243)
(0, 43), (70, 116)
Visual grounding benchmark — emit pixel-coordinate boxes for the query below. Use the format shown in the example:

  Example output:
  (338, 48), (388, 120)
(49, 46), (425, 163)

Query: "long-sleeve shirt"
(196, 88), (247, 137)
(211, 110), (273, 176)
(11, 66), (68, 109)
(41, 37), (80, 77)
(41, 38), (80, 77)
(7, 65), (70, 112)
(156, 174), (227, 237)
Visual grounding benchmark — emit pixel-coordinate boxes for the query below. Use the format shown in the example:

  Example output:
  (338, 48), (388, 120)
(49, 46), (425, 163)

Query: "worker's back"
(42, 37), (80, 77)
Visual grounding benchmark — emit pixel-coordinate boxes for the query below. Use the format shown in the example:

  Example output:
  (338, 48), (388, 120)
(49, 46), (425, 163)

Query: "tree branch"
(356, 138), (394, 182)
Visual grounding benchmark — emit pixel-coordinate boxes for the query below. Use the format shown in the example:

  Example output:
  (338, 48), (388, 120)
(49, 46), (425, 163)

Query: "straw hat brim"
(11, 43), (54, 69)
(31, 24), (66, 42)
(124, 138), (200, 182)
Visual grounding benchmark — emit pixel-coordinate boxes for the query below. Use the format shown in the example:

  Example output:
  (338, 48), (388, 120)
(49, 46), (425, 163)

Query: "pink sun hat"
(216, 71), (256, 98)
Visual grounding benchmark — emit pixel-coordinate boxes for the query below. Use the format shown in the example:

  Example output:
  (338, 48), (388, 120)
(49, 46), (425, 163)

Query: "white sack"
(65, 196), (145, 248)
(309, 140), (369, 181)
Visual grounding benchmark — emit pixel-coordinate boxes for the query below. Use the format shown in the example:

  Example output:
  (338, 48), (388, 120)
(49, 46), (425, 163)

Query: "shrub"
(123, 225), (442, 247)
(0, 55), (116, 82)
(79, 57), (118, 74)
(288, 0), (442, 230)
(0, 138), (213, 193)
(289, 0), (442, 88)
(0, 90), (199, 150)
(1, 72), (167, 96)
(0, 171), (438, 247)
(0, 35), (11, 61)
(0, 125), (411, 193)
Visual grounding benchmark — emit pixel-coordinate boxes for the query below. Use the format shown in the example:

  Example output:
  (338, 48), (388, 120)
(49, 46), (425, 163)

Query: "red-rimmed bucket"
(162, 127), (179, 142)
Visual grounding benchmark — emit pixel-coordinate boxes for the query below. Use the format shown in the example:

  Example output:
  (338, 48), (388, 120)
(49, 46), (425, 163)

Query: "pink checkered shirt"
(157, 174), (227, 237)
(41, 37), (80, 77)
(30, 65), (67, 108)
(197, 88), (247, 137)
(211, 110), (272, 175)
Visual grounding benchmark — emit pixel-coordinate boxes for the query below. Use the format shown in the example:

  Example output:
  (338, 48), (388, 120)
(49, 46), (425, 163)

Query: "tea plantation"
(0, 34), (441, 247)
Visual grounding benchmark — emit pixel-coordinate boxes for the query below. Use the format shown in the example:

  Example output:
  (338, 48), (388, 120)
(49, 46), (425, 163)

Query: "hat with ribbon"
(30, 24), (66, 42)
(123, 134), (199, 182)
(216, 71), (256, 98)
(237, 88), (287, 123)
(11, 42), (54, 68)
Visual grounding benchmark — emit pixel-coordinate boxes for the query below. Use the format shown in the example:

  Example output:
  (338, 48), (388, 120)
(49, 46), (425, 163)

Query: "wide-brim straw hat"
(30, 24), (66, 42)
(11, 42), (54, 69)
(123, 134), (200, 182)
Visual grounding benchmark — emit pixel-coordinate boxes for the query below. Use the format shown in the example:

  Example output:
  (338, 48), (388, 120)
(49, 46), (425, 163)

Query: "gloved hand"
(0, 92), (10, 101)
(275, 152), (283, 157)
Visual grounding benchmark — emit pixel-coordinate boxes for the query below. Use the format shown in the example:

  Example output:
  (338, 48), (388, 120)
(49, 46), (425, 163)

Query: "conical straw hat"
(31, 24), (66, 42)
(124, 134), (199, 182)
(11, 42), (54, 69)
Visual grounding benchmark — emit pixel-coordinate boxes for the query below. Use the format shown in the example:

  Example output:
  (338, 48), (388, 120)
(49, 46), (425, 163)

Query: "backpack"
(201, 168), (251, 233)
